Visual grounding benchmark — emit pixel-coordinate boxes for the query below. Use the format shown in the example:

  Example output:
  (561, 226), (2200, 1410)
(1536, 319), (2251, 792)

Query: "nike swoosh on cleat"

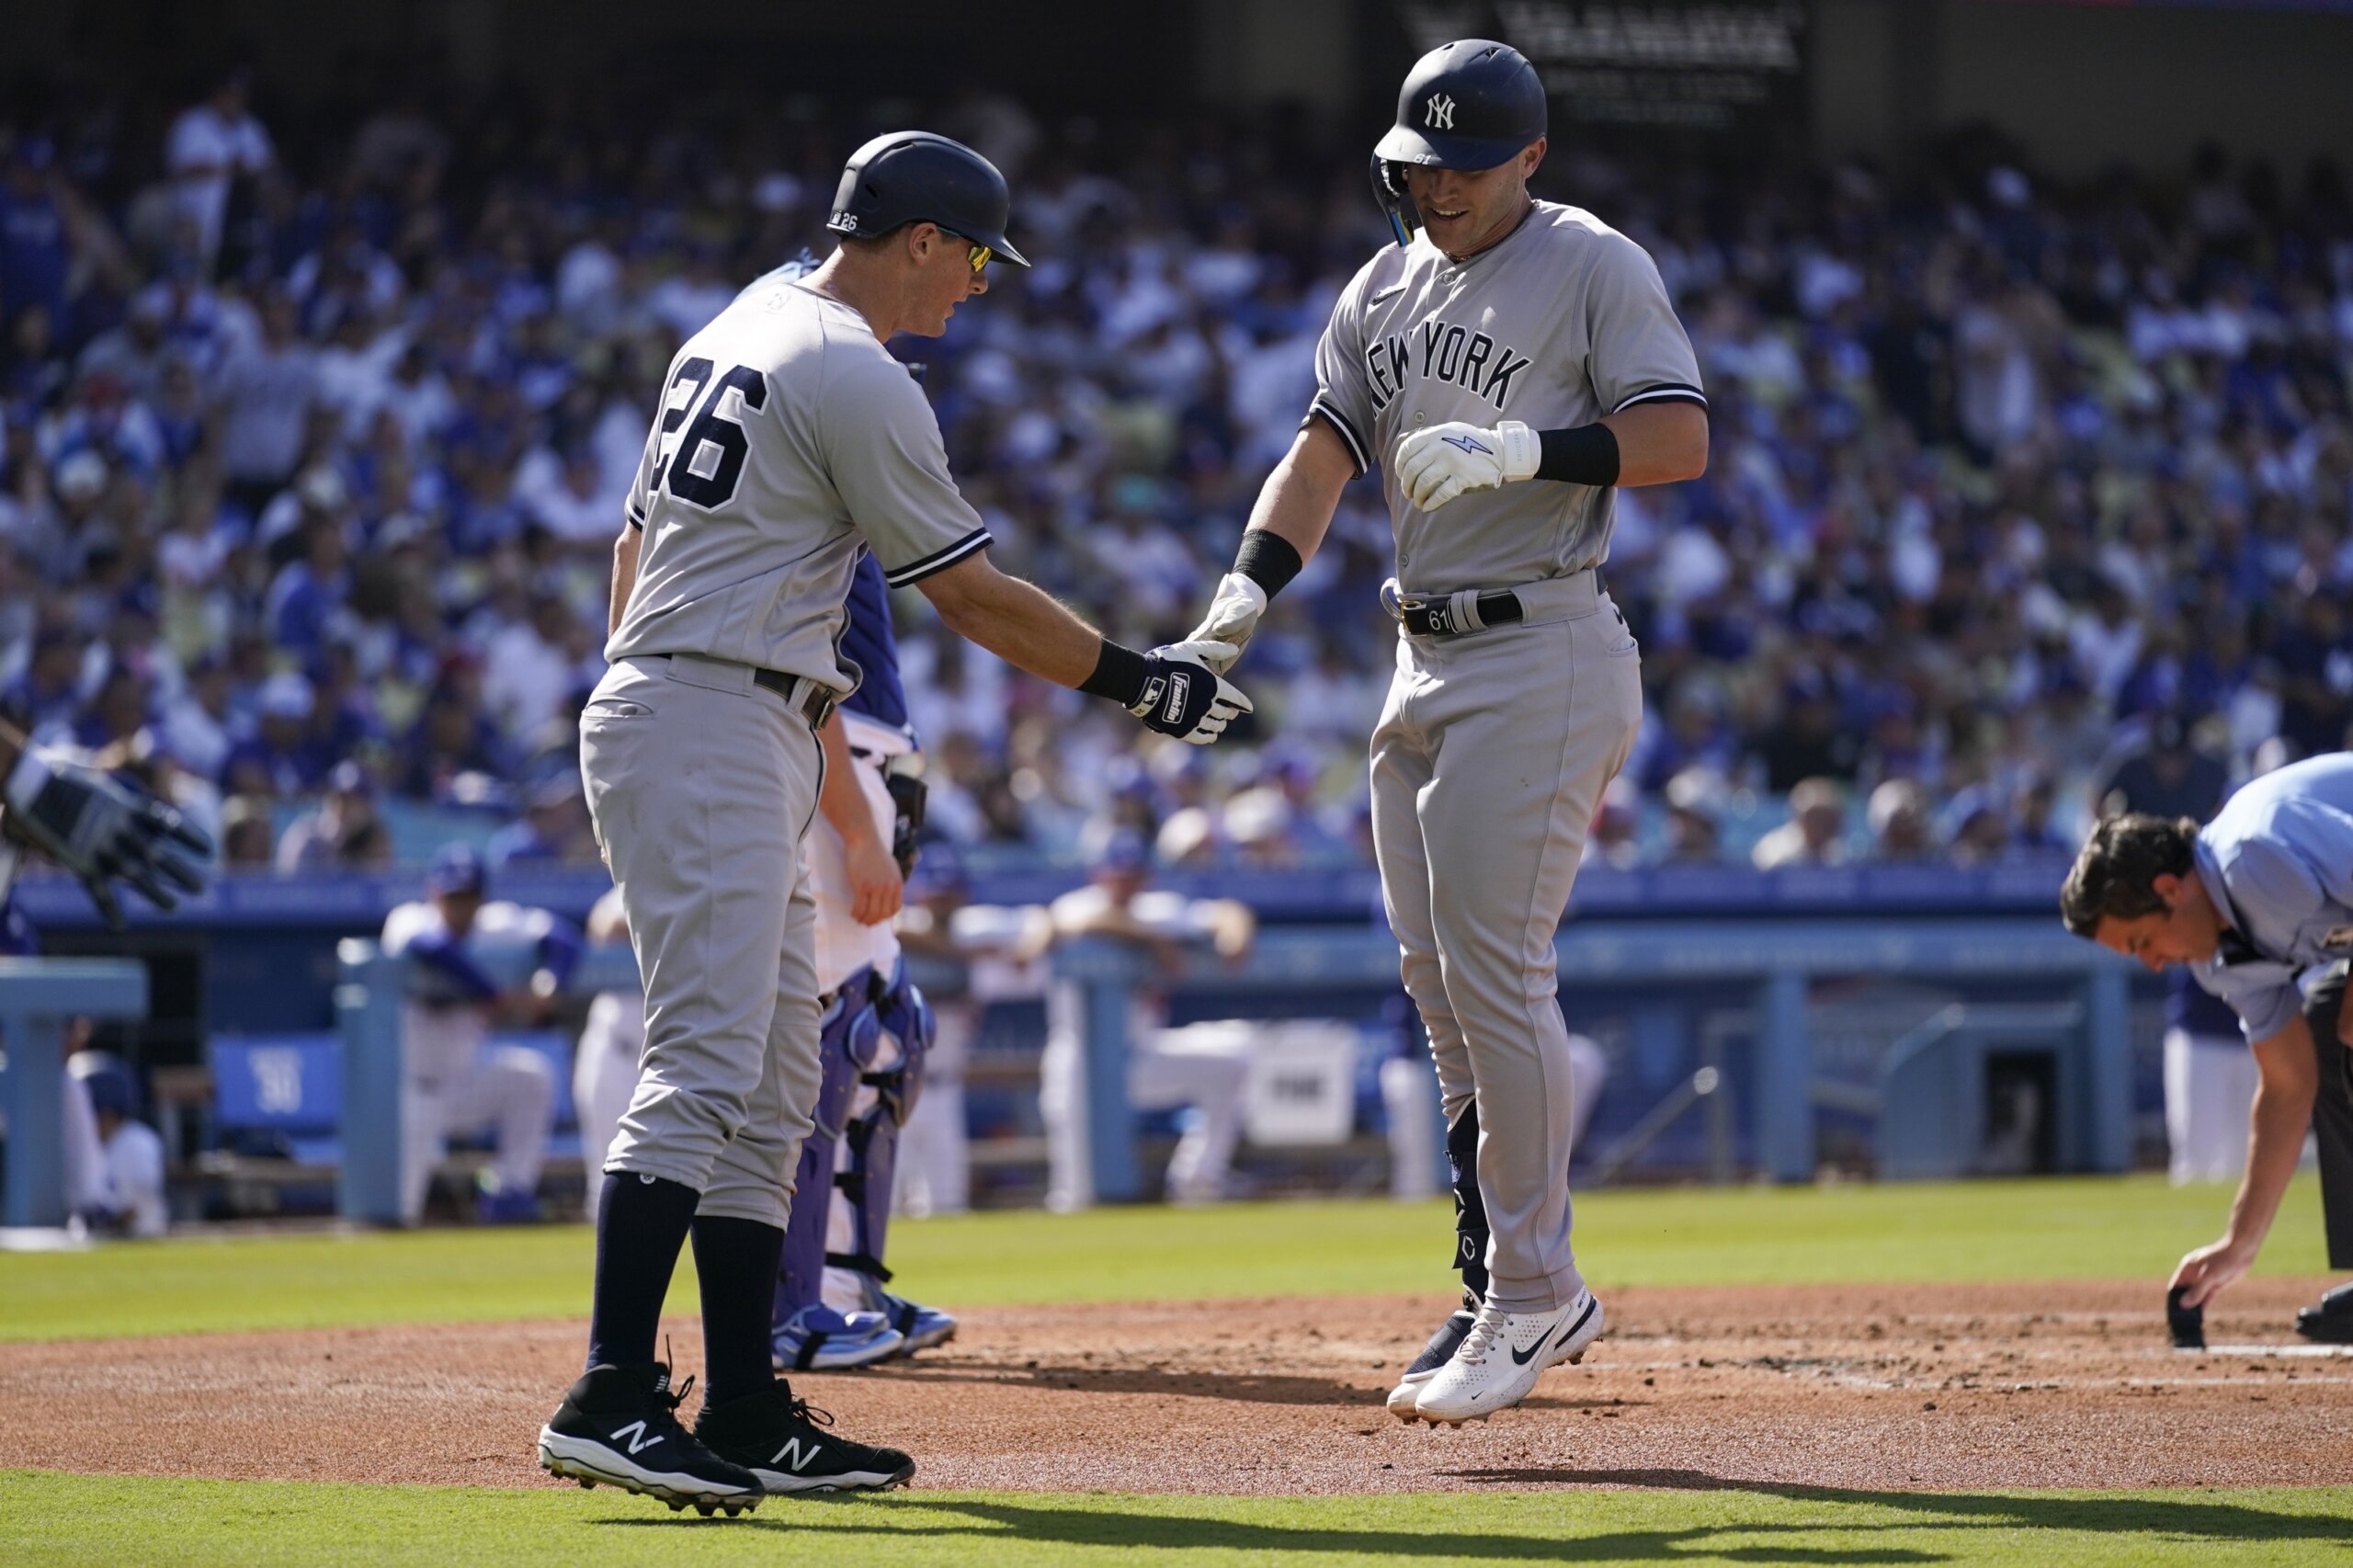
(1509, 1298), (1600, 1366)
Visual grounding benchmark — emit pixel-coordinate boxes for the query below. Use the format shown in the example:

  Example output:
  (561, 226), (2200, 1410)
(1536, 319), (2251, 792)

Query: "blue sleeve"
(2230, 835), (2328, 930)
(537, 917), (583, 988)
(405, 931), (502, 1002)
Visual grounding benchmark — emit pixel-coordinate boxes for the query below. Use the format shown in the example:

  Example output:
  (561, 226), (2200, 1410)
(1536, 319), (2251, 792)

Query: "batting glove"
(3, 747), (213, 930)
(1182, 574), (1268, 675)
(1395, 420), (1540, 512)
(1130, 641), (1254, 745)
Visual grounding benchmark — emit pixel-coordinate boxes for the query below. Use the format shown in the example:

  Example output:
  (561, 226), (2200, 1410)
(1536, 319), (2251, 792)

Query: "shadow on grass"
(590, 1479), (2348, 1562)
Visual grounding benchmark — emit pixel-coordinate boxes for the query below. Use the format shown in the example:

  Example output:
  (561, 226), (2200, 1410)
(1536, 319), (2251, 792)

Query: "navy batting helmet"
(1370, 40), (1548, 245)
(826, 132), (1030, 268)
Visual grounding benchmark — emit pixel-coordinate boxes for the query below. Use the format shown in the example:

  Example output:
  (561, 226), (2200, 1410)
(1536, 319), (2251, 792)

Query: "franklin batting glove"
(1395, 420), (1540, 512)
(1131, 641), (1253, 745)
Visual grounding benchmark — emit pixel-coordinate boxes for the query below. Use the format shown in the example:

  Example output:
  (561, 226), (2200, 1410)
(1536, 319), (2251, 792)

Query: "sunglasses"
(967, 243), (994, 275)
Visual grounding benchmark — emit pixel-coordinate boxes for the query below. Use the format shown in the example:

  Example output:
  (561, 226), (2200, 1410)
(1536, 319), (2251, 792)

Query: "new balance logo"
(1441, 434), (1492, 455)
(1426, 94), (1455, 130)
(769, 1437), (823, 1472)
(611, 1419), (661, 1456)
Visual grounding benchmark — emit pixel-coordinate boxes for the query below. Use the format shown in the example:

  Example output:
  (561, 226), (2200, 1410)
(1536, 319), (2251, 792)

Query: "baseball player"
(1037, 828), (1256, 1210)
(380, 844), (577, 1225)
(538, 131), (1252, 1515)
(1180, 40), (1707, 1425)
(2062, 751), (2353, 1345)
(771, 549), (957, 1370)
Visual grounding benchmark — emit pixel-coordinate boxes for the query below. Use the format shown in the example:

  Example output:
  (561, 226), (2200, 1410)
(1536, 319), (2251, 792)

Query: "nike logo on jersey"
(1362, 315), (1532, 415)
(1440, 434), (1492, 455)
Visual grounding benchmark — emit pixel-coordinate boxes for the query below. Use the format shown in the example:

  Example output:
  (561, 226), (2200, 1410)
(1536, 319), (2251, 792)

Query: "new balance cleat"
(537, 1362), (760, 1515)
(695, 1381), (916, 1494)
(1412, 1289), (1605, 1426)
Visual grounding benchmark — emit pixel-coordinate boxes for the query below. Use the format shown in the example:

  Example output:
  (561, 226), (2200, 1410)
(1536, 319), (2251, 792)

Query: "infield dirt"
(4, 1279), (2347, 1494)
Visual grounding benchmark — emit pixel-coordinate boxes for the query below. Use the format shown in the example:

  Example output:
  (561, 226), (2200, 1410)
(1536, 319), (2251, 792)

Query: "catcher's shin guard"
(1447, 1100), (1491, 1301)
(776, 970), (879, 1321)
(826, 958), (936, 1284)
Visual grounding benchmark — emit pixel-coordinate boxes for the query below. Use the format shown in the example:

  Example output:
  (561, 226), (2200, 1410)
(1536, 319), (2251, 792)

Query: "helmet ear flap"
(1370, 155), (1416, 249)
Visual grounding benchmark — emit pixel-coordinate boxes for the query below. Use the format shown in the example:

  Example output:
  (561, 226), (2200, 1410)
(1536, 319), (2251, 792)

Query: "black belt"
(752, 665), (838, 730)
(1393, 589), (1524, 639)
(657, 655), (836, 729)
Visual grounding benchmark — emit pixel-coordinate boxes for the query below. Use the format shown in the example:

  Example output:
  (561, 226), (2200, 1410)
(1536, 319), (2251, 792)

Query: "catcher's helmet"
(1371, 40), (1548, 245)
(826, 131), (1030, 267)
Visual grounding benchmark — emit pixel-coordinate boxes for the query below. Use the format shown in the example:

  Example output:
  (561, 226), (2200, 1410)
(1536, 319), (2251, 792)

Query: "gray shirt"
(608, 278), (992, 692)
(1308, 201), (1703, 597)
(2189, 752), (2353, 1043)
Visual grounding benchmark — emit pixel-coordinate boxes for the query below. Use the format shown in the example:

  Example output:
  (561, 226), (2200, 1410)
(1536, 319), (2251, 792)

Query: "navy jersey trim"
(1609, 383), (1709, 415)
(884, 526), (994, 588)
(1305, 396), (1371, 476)
(626, 498), (646, 530)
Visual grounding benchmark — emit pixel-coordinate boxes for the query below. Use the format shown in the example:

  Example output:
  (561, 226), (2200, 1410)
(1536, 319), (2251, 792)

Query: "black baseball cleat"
(538, 1362), (761, 1517)
(694, 1380), (917, 1494)
(1384, 1290), (1480, 1421)
(2295, 1282), (2353, 1345)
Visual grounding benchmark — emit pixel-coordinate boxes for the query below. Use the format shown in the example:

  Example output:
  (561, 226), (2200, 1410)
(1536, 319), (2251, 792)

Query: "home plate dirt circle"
(2, 1280), (2347, 1495)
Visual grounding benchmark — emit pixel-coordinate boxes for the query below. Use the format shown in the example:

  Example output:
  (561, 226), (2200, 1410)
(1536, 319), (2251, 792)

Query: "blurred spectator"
(485, 772), (597, 867)
(277, 759), (383, 870)
(63, 1050), (167, 1238)
(217, 794), (275, 868)
(165, 69), (275, 271)
(1867, 778), (1936, 861)
(1752, 778), (1849, 869)
(1660, 768), (1726, 864)
(0, 68), (2340, 873)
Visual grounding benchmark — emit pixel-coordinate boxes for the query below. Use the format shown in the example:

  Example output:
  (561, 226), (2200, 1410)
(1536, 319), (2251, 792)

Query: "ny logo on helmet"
(1425, 95), (1455, 131)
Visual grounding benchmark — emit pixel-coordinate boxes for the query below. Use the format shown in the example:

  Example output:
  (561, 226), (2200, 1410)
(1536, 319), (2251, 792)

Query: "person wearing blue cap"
(378, 843), (581, 1224)
(1036, 825), (1257, 1210)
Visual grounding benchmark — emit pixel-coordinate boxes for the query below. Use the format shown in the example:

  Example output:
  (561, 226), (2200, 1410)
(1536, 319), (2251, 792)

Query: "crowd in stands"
(1, 60), (2347, 879)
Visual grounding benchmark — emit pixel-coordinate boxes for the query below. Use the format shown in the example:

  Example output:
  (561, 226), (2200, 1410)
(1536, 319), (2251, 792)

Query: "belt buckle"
(806, 686), (837, 730)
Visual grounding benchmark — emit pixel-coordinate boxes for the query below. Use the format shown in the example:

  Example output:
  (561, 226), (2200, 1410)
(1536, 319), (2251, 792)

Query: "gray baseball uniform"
(1312, 202), (1702, 1312)
(585, 278), (992, 1230)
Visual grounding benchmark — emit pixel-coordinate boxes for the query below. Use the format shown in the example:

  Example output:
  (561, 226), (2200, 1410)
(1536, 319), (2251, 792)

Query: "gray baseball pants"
(579, 653), (828, 1232)
(1369, 571), (1643, 1312)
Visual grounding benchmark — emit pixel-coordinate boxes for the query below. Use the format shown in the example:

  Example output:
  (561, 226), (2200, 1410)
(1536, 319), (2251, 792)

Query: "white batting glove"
(1182, 574), (1268, 675)
(1394, 420), (1540, 512)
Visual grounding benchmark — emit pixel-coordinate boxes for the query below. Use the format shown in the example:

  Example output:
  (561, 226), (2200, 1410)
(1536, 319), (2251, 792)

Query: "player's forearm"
(814, 712), (879, 845)
(1597, 401), (1708, 487)
(608, 525), (642, 640)
(916, 554), (1116, 688)
(1243, 423), (1355, 566)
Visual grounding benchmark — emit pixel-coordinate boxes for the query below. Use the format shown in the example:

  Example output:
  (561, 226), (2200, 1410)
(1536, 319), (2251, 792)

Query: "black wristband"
(1537, 424), (1620, 487)
(1233, 530), (1303, 598)
(1078, 639), (1153, 708)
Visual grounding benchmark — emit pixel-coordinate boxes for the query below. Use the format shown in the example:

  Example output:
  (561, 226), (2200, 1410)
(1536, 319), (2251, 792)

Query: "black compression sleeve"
(1078, 639), (1152, 707)
(1536, 424), (1621, 487)
(1233, 530), (1303, 598)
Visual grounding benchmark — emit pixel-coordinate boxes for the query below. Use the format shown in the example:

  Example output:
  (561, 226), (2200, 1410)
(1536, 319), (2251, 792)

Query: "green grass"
(0, 1175), (2327, 1343)
(1, 1472), (2347, 1567)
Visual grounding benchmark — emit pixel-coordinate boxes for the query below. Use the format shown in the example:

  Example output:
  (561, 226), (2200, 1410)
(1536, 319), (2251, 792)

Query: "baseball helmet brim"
(1372, 124), (1535, 172)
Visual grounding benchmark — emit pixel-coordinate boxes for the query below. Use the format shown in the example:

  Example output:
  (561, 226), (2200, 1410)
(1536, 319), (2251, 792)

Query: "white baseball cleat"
(1385, 1291), (1480, 1421)
(1411, 1289), (1605, 1426)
